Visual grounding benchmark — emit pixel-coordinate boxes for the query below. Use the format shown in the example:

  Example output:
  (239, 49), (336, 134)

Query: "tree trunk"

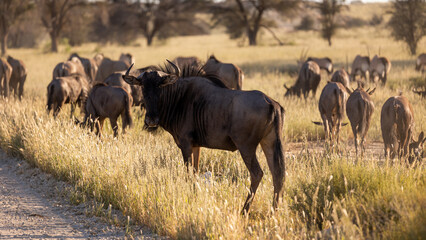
(409, 42), (416, 55)
(146, 35), (154, 46)
(50, 32), (58, 52)
(1, 32), (7, 56)
(328, 36), (332, 46)
(248, 30), (257, 46)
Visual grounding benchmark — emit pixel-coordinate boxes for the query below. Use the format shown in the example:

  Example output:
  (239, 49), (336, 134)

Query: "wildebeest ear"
(368, 87), (376, 95)
(312, 121), (323, 126)
(122, 75), (142, 85)
(160, 75), (178, 88)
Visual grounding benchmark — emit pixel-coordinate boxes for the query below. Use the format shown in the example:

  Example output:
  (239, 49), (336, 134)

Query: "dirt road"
(0, 151), (162, 239)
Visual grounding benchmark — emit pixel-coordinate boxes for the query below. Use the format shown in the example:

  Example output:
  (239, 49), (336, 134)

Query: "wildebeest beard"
(143, 123), (159, 132)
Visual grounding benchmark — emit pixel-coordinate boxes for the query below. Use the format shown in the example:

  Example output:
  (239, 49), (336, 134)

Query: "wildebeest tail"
(234, 66), (243, 90)
(335, 88), (345, 120)
(272, 104), (285, 184)
(46, 83), (54, 113)
(123, 92), (133, 128)
(358, 99), (368, 135)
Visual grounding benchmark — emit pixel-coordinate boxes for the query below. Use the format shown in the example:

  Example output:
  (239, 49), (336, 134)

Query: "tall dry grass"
(0, 19), (425, 239)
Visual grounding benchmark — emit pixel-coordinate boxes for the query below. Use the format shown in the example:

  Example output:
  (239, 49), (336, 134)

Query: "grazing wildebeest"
(82, 83), (133, 138)
(68, 53), (99, 83)
(123, 61), (285, 214)
(412, 88), (426, 98)
(313, 82), (348, 144)
(7, 56), (27, 100)
(95, 54), (133, 83)
(350, 55), (370, 81)
(53, 58), (86, 79)
(415, 53), (426, 72)
(307, 57), (333, 75)
(408, 132), (425, 163)
(46, 75), (89, 118)
(380, 94), (414, 159)
(284, 60), (321, 98)
(203, 55), (244, 90)
(346, 86), (376, 155)
(172, 56), (202, 69)
(331, 69), (350, 90)
(370, 55), (391, 84)
(0, 58), (12, 97)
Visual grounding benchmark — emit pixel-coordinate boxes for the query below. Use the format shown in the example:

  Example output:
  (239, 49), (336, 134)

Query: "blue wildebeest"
(284, 60), (321, 98)
(7, 56), (27, 100)
(370, 55), (391, 84)
(415, 53), (426, 73)
(381, 94), (415, 159)
(313, 82), (349, 144)
(0, 58), (12, 97)
(123, 61), (285, 214)
(203, 55), (244, 90)
(346, 86), (376, 156)
(331, 69), (350, 90)
(350, 55), (370, 82)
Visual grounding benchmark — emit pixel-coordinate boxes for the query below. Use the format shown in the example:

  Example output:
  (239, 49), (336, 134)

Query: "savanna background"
(0, 0), (425, 239)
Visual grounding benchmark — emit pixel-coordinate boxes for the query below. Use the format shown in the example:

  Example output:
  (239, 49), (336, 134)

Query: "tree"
(135, 0), (204, 46)
(317, 0), (345, 46)
(211, 0), (299, 46)
(388, 0), (425, 55)
(0, 0), (33, 56)
(38, 0), (84, 52)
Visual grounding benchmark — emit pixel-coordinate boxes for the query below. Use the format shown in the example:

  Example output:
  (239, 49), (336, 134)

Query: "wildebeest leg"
(239, 147), (263, 214)
(336, 119), (341, 144)
(260, 133), (284, 211)
(96, 118), (105, 137)
(192, 147), (200, 173)
(18, 78), (25, 100)
(352, 124), (358, 156)
(110, 117), (119, 137)
(179, 141), (193, 171)
(53, 102), (62, 119)
(70, 103), (76, 118)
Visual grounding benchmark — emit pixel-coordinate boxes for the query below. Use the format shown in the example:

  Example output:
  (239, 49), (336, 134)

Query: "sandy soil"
(0, 151), (165, 240)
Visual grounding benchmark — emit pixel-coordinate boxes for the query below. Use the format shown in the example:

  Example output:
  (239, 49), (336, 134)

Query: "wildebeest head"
(408, 131), (425, 164)
(283, 84), (301, 97)
(122, 61), (179, 128)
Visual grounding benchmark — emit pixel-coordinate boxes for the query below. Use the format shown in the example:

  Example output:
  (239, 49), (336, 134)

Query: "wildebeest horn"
(312, 121), (323, 126)
(283, 84), (290, 90)
(166, 59), (180, 76)
(125, 63), (134, 76)
(368, 87), (376, 95)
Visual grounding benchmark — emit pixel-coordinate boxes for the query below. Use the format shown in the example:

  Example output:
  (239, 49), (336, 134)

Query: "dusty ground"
(0, 151), (164, 240)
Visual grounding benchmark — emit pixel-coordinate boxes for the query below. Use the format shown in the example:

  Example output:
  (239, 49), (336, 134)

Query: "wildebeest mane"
(158, 61), (228, 89)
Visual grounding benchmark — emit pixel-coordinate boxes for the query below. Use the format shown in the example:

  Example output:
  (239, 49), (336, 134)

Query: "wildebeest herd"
(0, 52), (424, 214)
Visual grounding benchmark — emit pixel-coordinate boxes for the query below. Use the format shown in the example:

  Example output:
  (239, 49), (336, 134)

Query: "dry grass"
(1, 12), (425, 239)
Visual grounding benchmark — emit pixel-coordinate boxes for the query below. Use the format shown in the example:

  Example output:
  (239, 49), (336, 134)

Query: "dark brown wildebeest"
(203, 55), (244, 90)
(284, 60), (321, 98)
(68, 53), (99, 84)
(415, 53), (426, 72)
(370, 55), (391, 84)
(7, 56), (27, 100)
(346, 86), (376, 155)
(331, 69), (350, 89)
(52, 58), (86, 79)
(82, 83), (133, 138)
(380, 94), (414, 159)
(408, 132), (425, 163)
(0, 58), (12, 97)
(350, 55), (370, 81)
(313, 82), (348, 144)
(95, 53), (133, 83)
(46, 75), (89, 118)
(104, 72), (143, 107)
(123, 61), (285, 214)
(172, 56), (202, 69)
(306, 57), (333, 75)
